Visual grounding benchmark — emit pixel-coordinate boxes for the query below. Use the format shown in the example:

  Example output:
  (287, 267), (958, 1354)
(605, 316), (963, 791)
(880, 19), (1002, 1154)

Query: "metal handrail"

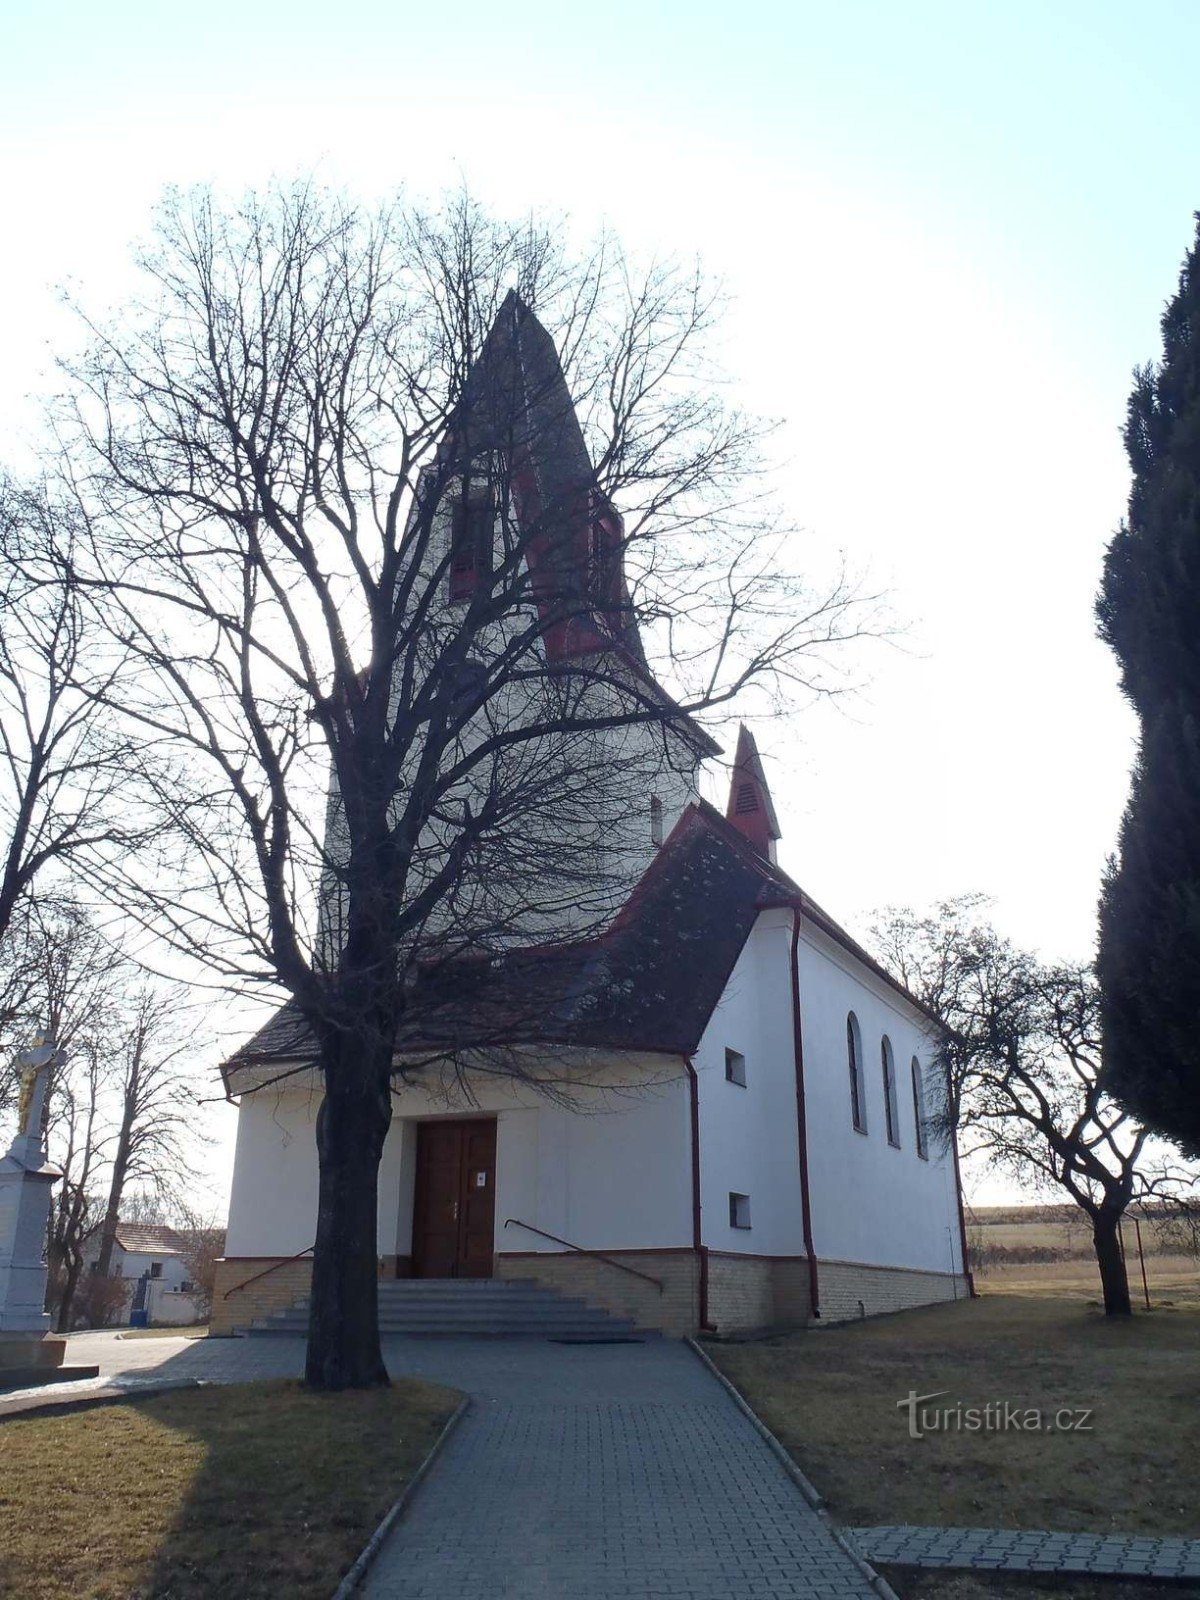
(502, 1218), (664, 1294)
(223, 1245), (314, 1299)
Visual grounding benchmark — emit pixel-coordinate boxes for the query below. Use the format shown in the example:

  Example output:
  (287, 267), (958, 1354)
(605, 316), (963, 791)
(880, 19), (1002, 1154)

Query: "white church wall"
(511, 1069), (693, 1251)
(692, 908), (807, 1260)
(224, 1083), (323, 1259)
(796, 924), (965, 1280)
(225, 1054), (693, 1270)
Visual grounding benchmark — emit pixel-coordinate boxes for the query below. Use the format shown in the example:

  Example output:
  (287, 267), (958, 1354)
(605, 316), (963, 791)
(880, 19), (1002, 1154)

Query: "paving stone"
(851, 1524), (1200, 1580)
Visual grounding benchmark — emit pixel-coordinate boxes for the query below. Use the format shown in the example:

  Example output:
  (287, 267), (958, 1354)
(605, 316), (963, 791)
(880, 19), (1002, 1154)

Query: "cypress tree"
(1097, 214), (1200, 1157)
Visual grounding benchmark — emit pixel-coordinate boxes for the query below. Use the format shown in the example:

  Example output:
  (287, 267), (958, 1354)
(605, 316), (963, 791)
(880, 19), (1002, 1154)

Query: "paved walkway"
(4, 1333), (879, 1598)
(0, 1328), (305, 1416)
(356, 1341), (877, 1600)
(853, 1525), (1200, 1582)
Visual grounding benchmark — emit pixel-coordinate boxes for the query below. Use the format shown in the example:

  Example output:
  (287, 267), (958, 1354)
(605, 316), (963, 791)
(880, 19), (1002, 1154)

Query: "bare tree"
(0, 482), (140, 987)
(171, 1201), (226, 1322)
(0, 475), (153, 1131)
(874, 899), (1196, 1316)
(91, 990), (201, 1281)
(1151, 1199), (1200, 1261)
(45, 1035), (106, 1331)
(58, 185), (873, 1387)
(8, 908), (204, 1329)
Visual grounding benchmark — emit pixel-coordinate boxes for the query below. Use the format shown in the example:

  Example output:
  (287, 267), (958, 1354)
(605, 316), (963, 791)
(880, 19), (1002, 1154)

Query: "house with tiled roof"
(213, 298), (970, 1338)
(83, 1222), (204, 1327)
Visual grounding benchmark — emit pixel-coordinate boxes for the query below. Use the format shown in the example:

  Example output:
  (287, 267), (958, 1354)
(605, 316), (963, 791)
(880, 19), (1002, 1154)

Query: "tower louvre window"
(650, 794), (663, 847)
(734, 781), (758, 814)
(584, 507), (621, 610)
(449, 483), (493, 602)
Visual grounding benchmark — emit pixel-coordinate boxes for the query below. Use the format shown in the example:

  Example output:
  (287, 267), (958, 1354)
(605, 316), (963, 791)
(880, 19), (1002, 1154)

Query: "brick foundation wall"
(815, 1258), (970, 1323)
(495, 1251), (700, 1338)
(209, 1250), (967, 1337)
(706, 1253), (774, 1333)
(772, 1259), (814, 1326)
(210, 1257), (312, 1335)
(704, 1254), (813, 1335)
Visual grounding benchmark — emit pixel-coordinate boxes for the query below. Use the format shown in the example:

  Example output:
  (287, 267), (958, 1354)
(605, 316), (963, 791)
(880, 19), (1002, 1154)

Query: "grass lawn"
(0, 1378), (460, 1600)
(706, 1296), (1200, 1538)
(978, 1255), (1200, 1306)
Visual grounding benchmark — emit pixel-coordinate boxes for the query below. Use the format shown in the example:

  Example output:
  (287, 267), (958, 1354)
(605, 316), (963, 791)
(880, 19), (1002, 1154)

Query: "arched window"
(846, 1012), (867, 1133)
(881, 1036), (900, 1147)
(650, 794), (663, 847)
(912, 1057), (929, 1160)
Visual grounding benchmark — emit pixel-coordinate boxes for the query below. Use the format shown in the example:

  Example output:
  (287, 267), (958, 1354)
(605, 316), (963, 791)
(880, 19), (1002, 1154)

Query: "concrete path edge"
(331, 1396), (471, 1600)
(0, 1375), (211, 1422)
(685, 1338), (902, 1600)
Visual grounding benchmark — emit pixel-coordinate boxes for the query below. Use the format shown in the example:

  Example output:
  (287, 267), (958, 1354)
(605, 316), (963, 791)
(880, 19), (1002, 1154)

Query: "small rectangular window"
(724, 1047), (747, 1087)
(729, 1192), (752, 1229)
(149, 1262), (163, 1280)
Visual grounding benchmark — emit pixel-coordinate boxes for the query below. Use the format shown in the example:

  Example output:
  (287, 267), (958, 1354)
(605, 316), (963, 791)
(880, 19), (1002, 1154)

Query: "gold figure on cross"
(16, 1062), (38, 1135)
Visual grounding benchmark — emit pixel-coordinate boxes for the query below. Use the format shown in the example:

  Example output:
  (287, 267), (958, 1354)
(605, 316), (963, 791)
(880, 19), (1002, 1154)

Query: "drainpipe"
(789, 903), (821, 1320)
(683, 1056), (713, 1332)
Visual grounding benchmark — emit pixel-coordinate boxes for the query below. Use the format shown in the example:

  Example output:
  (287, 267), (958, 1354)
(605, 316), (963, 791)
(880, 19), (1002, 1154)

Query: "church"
(212, 297), (971, 1339)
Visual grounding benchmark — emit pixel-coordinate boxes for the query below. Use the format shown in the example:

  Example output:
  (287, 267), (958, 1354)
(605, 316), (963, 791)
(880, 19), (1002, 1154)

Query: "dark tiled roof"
(113, 1223), (187, 1256)
(224, 803), (936, 1090)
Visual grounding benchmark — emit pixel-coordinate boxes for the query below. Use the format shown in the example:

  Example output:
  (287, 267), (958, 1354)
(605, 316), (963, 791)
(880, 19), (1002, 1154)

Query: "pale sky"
(3, 0), (1197, 1206)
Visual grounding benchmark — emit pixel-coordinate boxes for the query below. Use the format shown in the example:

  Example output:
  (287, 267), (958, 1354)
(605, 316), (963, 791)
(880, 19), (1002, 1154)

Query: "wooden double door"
(411, 1119), (497, 1278)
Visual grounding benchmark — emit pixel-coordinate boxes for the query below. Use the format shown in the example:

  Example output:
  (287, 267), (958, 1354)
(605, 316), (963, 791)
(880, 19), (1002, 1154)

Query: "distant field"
(968, 1204), (1200, 1306)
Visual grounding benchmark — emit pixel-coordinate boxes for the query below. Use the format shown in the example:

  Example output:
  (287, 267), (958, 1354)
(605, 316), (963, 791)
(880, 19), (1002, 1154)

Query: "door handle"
(452, 1201), (459, 1222)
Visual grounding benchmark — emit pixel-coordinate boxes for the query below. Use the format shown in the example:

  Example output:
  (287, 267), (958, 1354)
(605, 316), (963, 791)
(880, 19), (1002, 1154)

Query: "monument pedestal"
(0, 1070), (99, 1392)
(0, 1331), (79, 1391)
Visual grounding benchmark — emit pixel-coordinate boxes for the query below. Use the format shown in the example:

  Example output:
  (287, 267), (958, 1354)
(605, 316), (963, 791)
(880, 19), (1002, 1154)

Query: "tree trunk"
(55, 1255), (83, 1333)
(95, 1134), (131, 1281)
(1092, 1211), (1133, 1316)
(305, 1030), (393, 1390)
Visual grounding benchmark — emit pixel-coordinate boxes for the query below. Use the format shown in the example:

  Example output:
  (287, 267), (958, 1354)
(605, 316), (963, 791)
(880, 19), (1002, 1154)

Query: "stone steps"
(241, 1277), (654, 1341)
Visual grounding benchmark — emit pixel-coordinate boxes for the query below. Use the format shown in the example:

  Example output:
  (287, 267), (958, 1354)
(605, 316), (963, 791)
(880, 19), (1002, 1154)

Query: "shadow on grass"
(0, 1374), (459, 1600)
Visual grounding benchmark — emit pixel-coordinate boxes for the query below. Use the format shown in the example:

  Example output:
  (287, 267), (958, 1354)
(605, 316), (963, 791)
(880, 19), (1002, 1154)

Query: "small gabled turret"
(725, 725), (781, 863)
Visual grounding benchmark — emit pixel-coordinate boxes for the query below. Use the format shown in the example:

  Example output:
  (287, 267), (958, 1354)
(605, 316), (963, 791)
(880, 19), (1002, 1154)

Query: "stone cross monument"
(0, 1037), (68, 1375)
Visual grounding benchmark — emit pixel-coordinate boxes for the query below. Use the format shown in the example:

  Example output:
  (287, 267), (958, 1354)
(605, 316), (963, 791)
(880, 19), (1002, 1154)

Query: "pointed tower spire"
(725, 726), (781, 862)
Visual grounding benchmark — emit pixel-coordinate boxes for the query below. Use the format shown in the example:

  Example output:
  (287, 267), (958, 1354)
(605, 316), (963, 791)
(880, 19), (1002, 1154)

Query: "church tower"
(318, 292), (717, 962)
(725, 725), (781, 864)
